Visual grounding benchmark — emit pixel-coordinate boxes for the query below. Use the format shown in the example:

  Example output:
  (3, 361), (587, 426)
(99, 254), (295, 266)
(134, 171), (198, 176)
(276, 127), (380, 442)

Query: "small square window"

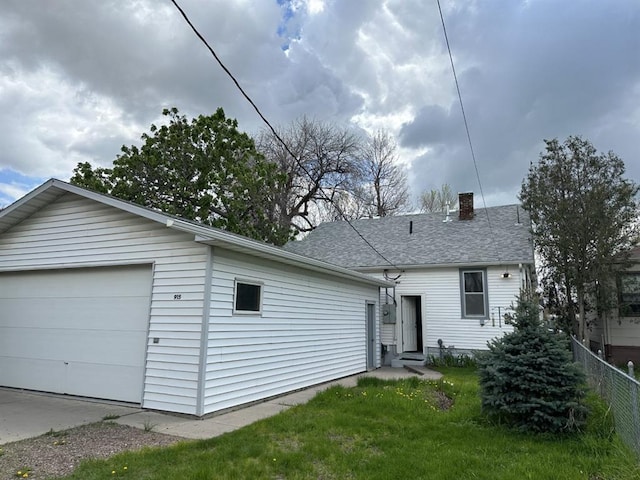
(234, 281), (262, 313)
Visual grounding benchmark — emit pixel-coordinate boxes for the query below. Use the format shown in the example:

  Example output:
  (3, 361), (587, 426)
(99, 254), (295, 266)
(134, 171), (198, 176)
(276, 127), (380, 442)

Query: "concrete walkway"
(1, 367), (441, 444)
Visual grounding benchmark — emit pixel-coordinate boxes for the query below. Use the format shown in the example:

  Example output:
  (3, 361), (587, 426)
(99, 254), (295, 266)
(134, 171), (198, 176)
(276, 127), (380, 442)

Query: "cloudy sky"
(1, 0), (638, 209)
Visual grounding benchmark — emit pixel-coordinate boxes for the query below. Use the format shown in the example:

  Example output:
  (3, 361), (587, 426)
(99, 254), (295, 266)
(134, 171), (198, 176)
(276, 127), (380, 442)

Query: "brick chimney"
(458, 192), (474, 220)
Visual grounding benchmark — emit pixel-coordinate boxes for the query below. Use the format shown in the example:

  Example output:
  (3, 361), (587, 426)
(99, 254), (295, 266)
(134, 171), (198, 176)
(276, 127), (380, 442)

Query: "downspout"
(383, 270), (402, 353)
(577, 287), (586, 342)
(604, 303), (611, 358)
(196, 245), (214, 417)
(518, 263), (524, 292)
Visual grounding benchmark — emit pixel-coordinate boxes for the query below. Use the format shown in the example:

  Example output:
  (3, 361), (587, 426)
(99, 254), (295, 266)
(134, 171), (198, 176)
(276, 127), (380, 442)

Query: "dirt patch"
(0, 422), (186, 479)
(432, 390), (454, 410)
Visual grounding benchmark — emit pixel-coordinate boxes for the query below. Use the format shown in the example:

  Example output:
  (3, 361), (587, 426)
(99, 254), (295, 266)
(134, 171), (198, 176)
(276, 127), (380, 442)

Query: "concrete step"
(391, 357), (427, 368)
(399, 352), (424, 360)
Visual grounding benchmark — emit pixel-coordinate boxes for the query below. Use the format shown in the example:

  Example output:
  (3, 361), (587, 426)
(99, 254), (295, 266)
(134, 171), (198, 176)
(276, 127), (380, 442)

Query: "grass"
(101, 414), (121, 421)
(45, 428), (68, 438)
(142, 419), (156, 432)
(59, 367), (639, 480)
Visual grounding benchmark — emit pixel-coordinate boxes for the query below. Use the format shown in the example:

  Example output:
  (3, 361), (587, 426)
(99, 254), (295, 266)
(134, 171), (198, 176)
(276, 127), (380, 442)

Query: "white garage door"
(0, 265), (152, 403)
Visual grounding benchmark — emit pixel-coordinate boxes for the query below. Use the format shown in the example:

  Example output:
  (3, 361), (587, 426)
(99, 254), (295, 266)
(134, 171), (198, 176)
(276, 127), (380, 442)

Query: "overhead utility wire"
(436, 0), (501, 261)
(170, 0), (398, 268)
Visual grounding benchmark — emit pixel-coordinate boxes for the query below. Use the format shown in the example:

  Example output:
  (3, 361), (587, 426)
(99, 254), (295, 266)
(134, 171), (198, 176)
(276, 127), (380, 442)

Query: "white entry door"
(0, 265), (152, 403)
(401, 296), (418, 352)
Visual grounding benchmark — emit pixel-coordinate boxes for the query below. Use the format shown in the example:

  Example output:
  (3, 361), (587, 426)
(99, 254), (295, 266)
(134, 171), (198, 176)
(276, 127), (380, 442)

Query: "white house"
(0, 179), (391, 416)
(589, 246), (640, 364)
(285, 193), (536, 365)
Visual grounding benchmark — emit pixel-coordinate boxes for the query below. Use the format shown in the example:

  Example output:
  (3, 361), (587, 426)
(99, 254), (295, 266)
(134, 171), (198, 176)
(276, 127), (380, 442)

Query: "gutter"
(353, 260), (535, 273)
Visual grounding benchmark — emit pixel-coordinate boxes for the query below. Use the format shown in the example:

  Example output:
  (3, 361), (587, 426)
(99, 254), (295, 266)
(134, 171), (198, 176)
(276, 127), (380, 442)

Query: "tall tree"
(71, 107), (291, 245)
(256, 117), (362, 233)
(419, 184), (457, 213)
(520, 135), (639, 339)
(355, 129), (410, 218)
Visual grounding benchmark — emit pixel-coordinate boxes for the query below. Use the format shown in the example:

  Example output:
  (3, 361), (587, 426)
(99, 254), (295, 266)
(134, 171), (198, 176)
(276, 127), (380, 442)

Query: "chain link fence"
(572, 337), (640, 457)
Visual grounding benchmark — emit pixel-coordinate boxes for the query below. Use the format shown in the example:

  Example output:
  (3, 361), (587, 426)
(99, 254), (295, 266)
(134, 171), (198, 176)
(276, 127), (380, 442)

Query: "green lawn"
(61, 368), (639, 479)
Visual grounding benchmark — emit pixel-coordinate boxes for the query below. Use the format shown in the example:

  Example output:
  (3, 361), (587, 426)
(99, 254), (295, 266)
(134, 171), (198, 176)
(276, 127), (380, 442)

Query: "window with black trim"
(460, 269), (488, 318)
(619, 273), (640, 317)
(234, 280), (262, 313)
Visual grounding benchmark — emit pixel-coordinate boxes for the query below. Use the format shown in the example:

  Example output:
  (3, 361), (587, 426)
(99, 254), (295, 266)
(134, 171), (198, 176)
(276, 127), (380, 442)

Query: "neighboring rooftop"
(284, 203), (534, 270)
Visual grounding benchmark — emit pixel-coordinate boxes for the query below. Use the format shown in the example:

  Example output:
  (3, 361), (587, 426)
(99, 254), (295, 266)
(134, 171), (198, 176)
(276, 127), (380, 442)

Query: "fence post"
(631, 380), (640, 454)
(629, 361), (635, 378)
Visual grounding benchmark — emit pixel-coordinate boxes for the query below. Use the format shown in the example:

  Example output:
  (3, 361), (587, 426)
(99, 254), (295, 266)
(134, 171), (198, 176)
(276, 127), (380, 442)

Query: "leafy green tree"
(477, 294), (587, 434)
(71, 162), (112, 194)
(71, 107), (292, 245)
(520, 136), (639, 339)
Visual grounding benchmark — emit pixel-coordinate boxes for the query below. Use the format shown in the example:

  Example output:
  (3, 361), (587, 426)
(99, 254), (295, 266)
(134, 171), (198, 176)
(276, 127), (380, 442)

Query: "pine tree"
(477, 295), (587, 433)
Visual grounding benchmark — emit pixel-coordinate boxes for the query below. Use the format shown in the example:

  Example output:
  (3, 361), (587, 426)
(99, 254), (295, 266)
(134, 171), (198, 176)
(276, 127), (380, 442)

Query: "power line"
(436, 0), (501, 262)
(170, 0), (397, 268)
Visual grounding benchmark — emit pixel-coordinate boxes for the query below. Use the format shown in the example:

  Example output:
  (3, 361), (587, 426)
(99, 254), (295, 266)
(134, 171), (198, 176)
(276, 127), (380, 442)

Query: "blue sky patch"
(0, 169), (46, 208)
(277, 0), (302, 51)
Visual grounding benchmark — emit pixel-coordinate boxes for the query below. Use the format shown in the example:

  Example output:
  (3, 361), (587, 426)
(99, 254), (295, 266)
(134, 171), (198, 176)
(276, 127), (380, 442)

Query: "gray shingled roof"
(284, 204), (534, 269)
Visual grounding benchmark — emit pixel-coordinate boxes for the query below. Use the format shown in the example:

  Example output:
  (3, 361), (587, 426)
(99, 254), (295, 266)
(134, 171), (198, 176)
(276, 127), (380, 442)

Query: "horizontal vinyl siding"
(608, 321), (640, 349)
(204, 249), (379, 414)
(377, 266), (520, 354)
(0, 193), (208, 414)
(607, 263), (640, 349)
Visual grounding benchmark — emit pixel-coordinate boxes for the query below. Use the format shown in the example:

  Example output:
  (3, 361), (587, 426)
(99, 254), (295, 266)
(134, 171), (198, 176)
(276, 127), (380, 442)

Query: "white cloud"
(0, 180), (38, 208)
(0, 63), (145, 178)
(307, 0), (325, 15)
(0, 0), (637, 208)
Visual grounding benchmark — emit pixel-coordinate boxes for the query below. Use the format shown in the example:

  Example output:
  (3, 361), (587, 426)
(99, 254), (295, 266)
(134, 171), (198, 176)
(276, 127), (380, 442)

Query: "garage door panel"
(0, 357), (65, 393)
(0, 268), (151, 298)
(66, 363), (142, 403)
(1, 328), (147, 364)
(0, 298), (150, 330)
(0, 265), (152, 403)
(61, 330), (148, 365)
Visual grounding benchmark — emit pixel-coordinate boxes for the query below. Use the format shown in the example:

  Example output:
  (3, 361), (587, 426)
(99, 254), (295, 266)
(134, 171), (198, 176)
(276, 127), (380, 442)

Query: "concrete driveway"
(0, 367), (442, 445)
(0, 388), (141, 444)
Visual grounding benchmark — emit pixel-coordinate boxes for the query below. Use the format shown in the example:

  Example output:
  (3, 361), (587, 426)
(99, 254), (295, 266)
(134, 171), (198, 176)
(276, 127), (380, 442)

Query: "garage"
(0, 179), (390, 415)
(0, 265), (152, 403)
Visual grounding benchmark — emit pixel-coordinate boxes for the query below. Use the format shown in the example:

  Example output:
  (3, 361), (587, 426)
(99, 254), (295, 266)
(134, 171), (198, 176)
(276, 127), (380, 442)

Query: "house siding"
(587, 255), (640, 363)
(376, 266), (522, 355)
(0, 193), (208, 414)
(203, 249), (380, 415)
(608, 321), (640, 350)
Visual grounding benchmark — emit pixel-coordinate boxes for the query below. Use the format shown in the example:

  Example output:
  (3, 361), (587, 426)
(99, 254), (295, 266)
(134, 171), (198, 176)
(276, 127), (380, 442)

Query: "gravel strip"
(0, 422), (187, 479)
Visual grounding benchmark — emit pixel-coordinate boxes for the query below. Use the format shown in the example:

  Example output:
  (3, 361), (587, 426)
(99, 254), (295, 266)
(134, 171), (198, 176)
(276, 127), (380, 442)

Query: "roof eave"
(0, 179), (172, 234)
(352, 259), (536, 273)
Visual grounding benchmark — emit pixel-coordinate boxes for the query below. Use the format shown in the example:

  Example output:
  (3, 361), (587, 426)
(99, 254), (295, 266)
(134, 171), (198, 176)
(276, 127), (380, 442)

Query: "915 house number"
(174, 294), (182, 300)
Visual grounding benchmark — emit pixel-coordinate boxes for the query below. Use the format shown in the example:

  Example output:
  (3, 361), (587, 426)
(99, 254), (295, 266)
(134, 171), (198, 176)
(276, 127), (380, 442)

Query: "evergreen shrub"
(477, 294), (587, 433)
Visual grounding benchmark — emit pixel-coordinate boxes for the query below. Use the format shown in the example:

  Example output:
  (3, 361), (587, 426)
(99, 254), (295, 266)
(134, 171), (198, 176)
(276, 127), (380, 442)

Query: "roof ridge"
(316, 203), (524, 226)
